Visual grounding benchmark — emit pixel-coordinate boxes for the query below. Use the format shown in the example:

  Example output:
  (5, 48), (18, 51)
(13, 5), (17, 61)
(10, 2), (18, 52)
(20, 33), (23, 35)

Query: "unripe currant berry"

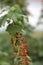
(13, 20), (16, 25)
(16, 36), (20, 38)
(10, 39), (14, 45)
(16, 34), (20, 39)
(16, 32), (19, 35)
(20, 33), (22, 37)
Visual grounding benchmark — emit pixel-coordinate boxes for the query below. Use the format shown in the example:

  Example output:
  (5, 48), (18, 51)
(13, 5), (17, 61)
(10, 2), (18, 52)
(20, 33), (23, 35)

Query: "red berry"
(13, 51), (17, 56)
(21, 38), (25, 43)
(26, 60), (30, 64)
(23, 44), (28, 50)
(22, 51), (27, 57)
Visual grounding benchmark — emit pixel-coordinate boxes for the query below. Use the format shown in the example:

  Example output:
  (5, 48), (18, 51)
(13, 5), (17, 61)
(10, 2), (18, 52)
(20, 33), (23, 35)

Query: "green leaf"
(10, 4), (22, 13)
(0, 51), (8, 56)
(6, 23), (23, 36)
(0, 61), (10, 65)
(10, 5), (16, 11)
(26, 56), (32, 61)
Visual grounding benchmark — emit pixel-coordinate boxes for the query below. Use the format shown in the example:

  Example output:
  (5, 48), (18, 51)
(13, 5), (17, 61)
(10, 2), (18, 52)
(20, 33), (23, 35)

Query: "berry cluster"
(10, 32), (30, 65)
